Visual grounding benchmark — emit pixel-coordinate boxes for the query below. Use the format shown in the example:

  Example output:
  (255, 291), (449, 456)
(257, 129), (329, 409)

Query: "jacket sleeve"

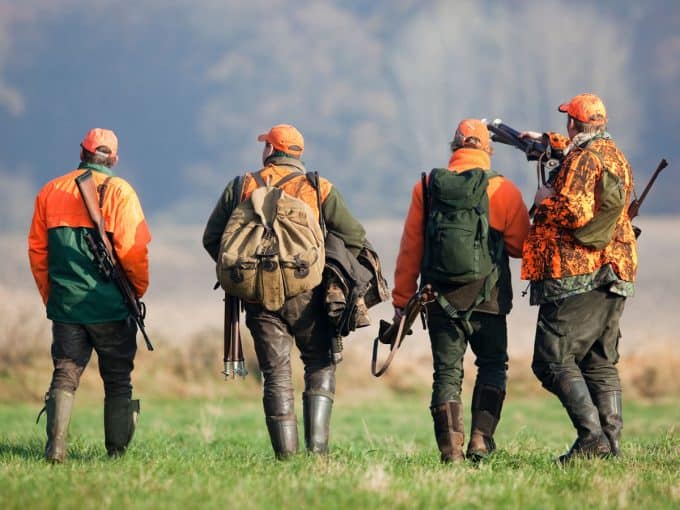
(28, 191), (50, 305)
(491, 179), (529, 258)
(392, 180), (425, 309)
(202, 177), (238, 262)
(321, 186), (366, 256)
(110, 181), (152, 298)
(534, 150), (600, 230)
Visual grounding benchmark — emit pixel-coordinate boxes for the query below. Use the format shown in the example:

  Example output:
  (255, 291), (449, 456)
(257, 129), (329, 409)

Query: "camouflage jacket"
(521, 134), (638, 286)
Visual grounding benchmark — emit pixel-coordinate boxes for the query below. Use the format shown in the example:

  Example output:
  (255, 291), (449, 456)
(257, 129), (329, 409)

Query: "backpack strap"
(306, 171), (327, 237)
(252, 171), (267, 188)
(273, 170), (305, 188)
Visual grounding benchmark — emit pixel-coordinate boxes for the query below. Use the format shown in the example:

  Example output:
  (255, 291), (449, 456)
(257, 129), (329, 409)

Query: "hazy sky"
(0, 0), (678, 235)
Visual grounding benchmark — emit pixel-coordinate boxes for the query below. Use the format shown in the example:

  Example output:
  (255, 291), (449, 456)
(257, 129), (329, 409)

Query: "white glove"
(534, 186), (554, 207)
(520, 131), (543, 141)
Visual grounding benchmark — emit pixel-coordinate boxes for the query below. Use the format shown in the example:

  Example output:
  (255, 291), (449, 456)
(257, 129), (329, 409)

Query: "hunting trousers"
(50, 318), (138, 399)
(426, 305), (508, 407)
(531, 287), (625, 396)
(245, 286), (336, 451)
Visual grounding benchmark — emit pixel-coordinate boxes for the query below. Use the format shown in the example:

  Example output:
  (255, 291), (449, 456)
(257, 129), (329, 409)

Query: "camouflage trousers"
(244, 287), (336, 418)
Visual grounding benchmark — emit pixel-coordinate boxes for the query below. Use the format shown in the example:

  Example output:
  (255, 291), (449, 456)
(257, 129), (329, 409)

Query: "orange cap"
(81, 128), (118, 157)
(558, 93), (607, 125)
(452, 118), (491, 152)
(257, 124), (304, 156)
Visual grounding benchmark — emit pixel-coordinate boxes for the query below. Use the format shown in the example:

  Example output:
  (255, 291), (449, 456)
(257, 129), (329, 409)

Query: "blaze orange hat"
(558, 93), (607, 125)
(452, 118), (491, 152)
(81, 128), (118, 157)
(257, 124), (304, 156)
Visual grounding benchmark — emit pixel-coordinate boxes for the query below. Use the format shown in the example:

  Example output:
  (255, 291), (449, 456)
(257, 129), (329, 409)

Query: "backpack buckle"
(261, 257), (278, 272)
(293, 255), (309, 278)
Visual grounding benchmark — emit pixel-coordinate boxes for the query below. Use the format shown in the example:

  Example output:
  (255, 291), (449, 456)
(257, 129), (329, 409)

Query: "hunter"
(522, 93), (637, 462)
(393, 118), (529, 462)
(202, 124), (366, 459)
(28, 128), (151, 462)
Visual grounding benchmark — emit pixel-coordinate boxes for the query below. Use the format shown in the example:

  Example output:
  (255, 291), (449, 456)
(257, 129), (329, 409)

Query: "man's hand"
(534, 185), (554, 207)
(520, 131), (543, 141)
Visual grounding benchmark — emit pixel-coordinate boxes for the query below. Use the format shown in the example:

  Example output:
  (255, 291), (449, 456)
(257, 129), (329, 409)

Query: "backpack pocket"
(280, 246), (323, 298)
(219, 257), (258, 301)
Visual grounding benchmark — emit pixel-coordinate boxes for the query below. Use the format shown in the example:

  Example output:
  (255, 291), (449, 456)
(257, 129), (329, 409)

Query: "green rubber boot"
(104, 397), (140, 458)
(43, 389), (75, 463)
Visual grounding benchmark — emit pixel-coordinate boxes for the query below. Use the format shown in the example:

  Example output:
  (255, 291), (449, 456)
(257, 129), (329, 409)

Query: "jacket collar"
(78, 162), (115, 177)
(263, 156), (306, 173)
(447, 148), (491, 172)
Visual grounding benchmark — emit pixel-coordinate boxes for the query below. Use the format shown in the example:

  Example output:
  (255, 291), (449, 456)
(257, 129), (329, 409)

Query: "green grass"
(1, 395), (678, 510)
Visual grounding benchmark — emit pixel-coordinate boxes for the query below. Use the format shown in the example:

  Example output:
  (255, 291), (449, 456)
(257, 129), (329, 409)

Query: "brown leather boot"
(467, 385), (505, 461)
(430, 401), (465, 463)
(43, 389), (75, 463)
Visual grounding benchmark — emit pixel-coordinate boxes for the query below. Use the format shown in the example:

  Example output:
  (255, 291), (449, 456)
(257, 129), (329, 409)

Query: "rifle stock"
(74, 169), (154, 351)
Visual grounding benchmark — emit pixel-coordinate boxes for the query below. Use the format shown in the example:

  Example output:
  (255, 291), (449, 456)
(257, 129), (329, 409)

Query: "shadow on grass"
(0, 439), (101, 462)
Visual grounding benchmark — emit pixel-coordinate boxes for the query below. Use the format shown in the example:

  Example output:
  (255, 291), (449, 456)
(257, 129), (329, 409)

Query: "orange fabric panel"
(28, 168), (151, 299)
(521, 138), (637, 281)
(241, 165), (332, 221)
(392, 148), (530, 308)
(28, 193), (50, 304)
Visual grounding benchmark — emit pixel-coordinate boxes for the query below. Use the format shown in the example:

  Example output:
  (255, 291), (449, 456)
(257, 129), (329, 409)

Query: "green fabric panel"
(46, 227), (128, 323)
(202, 177), (239, 261)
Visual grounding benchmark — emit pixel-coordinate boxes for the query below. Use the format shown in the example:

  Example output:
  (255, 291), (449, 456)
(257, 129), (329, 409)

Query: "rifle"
(487, 119), (563, 189)
(628, 158), (669, 238)
(74, 169), (154, 351)
(371, 285), (436, 377)
(222, 292), (248, 379)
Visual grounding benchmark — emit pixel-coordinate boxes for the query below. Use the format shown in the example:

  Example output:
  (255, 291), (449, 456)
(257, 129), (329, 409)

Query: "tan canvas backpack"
(217, 171), (325, 311)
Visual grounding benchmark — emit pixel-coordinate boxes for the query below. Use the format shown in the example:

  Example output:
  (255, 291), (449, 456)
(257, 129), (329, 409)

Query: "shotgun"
(223, 293), (248, 379)
(628, 158), (669, 238)
(74, 169), (154, 350)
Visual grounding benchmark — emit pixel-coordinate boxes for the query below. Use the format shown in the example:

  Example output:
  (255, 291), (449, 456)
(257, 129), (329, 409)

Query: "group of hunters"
(28, 92), (638, 465)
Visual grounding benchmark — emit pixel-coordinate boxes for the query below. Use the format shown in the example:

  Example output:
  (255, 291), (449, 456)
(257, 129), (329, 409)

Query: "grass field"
(1, 394), (678, 510)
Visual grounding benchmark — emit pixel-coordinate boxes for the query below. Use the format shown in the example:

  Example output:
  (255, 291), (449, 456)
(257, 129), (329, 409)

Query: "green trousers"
(426, 305), (508, 407)
(531, 287), (625, 395)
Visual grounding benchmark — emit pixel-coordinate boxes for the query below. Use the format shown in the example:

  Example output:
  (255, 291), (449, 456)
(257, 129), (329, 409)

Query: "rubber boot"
(303, 391), (333, 454)
(467, 385), (505, 462)
(265, 415), (299, 460)
(554, 378), (610, 463)
(430, 401), (465, 463)
(44, 389), (75, 463)
(592, 391), (622, 457)
(104, 397), (140, 458)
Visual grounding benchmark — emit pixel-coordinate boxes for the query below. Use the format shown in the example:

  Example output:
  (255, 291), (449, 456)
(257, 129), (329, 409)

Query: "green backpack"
(421, 168), (503, 334)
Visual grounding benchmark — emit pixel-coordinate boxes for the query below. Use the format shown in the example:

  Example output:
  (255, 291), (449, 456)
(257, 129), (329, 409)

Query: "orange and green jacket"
(521, 135), (637, 283)
(203, 156), (366, 261)
(28, 162), (151, 323)
(392, 148), (530, 309)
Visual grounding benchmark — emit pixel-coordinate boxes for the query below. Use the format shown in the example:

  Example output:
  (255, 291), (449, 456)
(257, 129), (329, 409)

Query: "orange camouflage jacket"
(521, 134), (637, 283)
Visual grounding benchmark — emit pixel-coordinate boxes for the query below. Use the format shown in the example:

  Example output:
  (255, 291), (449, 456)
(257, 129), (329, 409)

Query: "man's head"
(258, 124), (304, 162)
(558, 93), (607, 138)
(450, 118), (492, 155)
(80, 128), (119, 167)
